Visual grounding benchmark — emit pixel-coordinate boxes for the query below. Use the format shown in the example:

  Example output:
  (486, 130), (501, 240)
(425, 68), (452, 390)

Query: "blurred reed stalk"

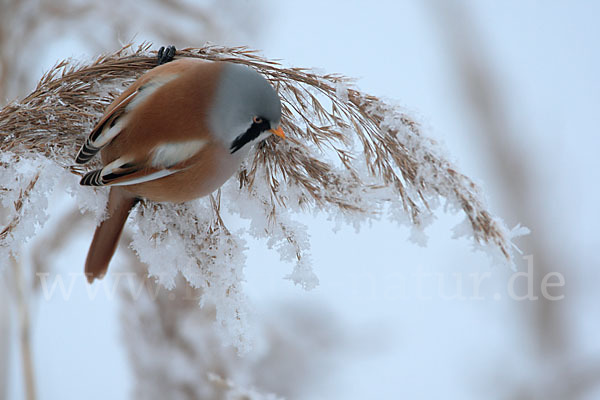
(0, 278), (9, 399)
(0, 0), (259, 103)
(11, 255), (36, 400)
(430, 1), (598, 398)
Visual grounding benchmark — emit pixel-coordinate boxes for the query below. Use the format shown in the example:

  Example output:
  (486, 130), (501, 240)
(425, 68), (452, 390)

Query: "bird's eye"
(253, 116), (263, 124)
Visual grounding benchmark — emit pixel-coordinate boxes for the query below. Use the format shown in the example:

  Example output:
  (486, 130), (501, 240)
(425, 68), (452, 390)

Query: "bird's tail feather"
(85, 187), (138, 283)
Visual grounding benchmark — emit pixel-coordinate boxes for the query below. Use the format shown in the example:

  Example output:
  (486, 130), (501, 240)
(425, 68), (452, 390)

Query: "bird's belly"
(123, 144), (244, 203)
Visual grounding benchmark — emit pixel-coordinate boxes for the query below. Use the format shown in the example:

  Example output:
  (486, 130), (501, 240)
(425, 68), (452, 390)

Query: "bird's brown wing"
(75, 59), (201, 164)
(79, 137), (208, 187)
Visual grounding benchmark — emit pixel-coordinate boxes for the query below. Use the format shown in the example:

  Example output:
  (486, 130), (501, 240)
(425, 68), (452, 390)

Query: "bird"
(76, 46), (285, 283)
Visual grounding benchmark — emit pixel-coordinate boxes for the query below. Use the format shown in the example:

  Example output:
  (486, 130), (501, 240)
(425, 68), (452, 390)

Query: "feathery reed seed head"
(0, 43), (524, 350)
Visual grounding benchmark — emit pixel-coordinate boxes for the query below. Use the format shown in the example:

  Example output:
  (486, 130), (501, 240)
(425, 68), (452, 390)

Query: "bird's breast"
(122, 141), (243, 203)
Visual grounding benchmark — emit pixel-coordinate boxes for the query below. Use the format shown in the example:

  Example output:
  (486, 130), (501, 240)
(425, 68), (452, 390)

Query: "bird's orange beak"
(269, 126), (285, 139)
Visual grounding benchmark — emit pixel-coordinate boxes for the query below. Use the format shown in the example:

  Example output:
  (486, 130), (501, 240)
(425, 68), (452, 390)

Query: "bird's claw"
(157, 45), (176, 66)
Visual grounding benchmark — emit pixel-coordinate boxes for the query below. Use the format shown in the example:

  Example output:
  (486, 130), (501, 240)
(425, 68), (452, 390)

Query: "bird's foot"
(156, 45), (176, 66)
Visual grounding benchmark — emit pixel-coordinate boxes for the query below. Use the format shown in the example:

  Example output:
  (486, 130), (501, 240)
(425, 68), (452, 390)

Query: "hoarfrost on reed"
(0, 43), (524, 350)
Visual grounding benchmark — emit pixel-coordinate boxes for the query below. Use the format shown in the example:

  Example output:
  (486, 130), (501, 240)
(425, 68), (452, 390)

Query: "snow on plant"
(0, 43), (525, 350)
(120, 260), (344, 399)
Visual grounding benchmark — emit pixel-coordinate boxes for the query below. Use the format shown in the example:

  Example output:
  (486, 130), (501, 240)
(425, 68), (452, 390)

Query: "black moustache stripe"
(230, 119), (270, 153)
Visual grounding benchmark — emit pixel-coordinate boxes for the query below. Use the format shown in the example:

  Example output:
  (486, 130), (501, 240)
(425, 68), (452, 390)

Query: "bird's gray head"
(209, 63), (284, 154)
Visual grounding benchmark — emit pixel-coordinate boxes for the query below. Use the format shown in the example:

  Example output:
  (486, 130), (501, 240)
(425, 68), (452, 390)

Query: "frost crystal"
(0, 153), (65, 262)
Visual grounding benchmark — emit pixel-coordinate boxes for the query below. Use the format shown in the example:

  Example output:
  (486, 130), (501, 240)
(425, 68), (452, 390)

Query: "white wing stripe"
(90, 74), (179, 149)
(92, 115), (129, 148)
(101, 157), (133, 176)
(125, 74), (179, 112)
(151, 139), (208, 168)
(108, 169), (180, 186)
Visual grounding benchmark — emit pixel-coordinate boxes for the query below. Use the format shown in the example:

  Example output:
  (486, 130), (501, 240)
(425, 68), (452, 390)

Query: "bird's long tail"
(85, 187), (138, 283)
